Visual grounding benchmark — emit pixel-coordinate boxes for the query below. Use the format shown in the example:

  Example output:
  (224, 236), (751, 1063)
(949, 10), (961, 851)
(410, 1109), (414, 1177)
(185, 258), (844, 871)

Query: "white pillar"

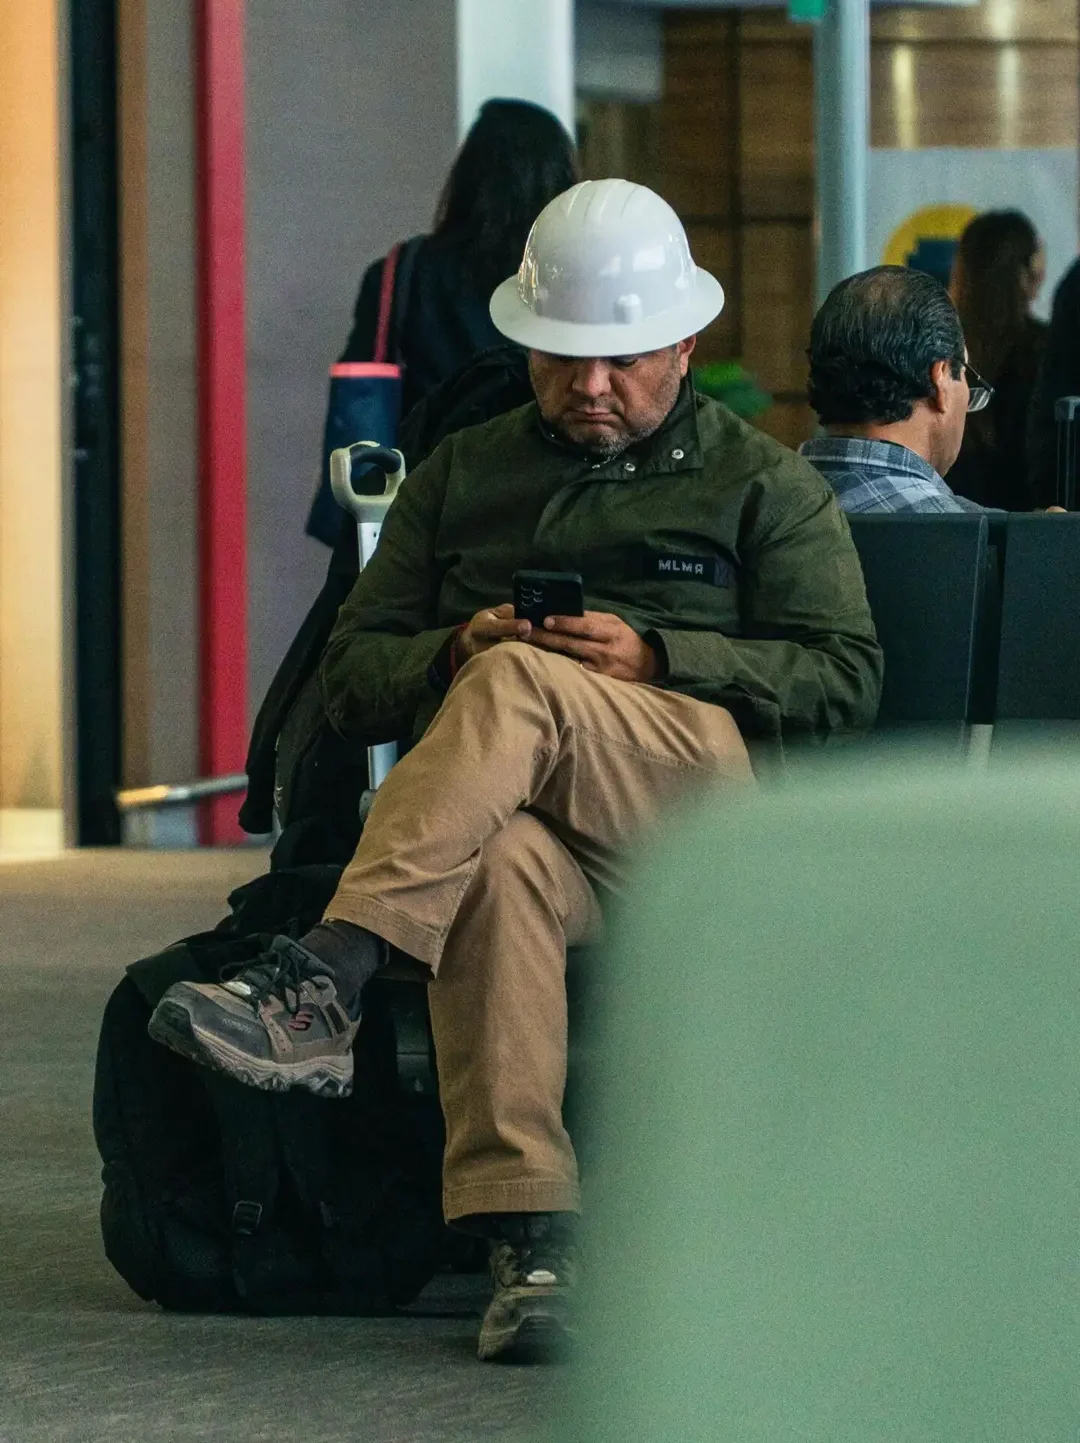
(456, 0), (575, 140)
(813, 0), (870, 305)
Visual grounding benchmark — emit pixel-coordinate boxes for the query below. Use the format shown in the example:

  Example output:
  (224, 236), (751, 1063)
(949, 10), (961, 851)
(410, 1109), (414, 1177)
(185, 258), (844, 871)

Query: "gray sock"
(295, 919), (387, 1012)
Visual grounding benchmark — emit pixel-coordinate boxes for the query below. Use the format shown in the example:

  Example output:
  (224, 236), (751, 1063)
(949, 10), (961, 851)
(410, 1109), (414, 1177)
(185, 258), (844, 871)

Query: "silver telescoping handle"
(330, 442), (407, 788)
(330, 441), (406, 568)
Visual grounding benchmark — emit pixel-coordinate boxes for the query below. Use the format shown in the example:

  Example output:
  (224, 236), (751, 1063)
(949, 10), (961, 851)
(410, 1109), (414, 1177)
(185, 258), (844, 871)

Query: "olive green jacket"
(320, 386), (882, 745)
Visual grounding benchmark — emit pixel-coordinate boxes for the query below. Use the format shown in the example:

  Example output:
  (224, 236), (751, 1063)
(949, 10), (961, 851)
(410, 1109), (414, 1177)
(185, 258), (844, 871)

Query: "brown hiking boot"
(476, 1216), (577, 1363)
(147, 935), (366, 1098)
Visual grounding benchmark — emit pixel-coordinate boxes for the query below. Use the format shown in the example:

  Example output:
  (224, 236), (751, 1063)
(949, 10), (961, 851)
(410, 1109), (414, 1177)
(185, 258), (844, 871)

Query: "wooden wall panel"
(740, 11), (809, 42)
(872, 41), (1080, 148)
(578, 98), (661, 190)
(872, 0), (1078, 44)
(753, 400), (818, 451)
(683, 222), (739, 362)
(739, 40), (814, 219)
(655, 13), (738, 218)
(740, 222), (814, 394)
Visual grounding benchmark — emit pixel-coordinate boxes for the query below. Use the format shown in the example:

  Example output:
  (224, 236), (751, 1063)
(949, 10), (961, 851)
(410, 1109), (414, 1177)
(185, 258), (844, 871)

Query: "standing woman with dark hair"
(948, 209), (1047, 509)
(338, 99), (578, 417)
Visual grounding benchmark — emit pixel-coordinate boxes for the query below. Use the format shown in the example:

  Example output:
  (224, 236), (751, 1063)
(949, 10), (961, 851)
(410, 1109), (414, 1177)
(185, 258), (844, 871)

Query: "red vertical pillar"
(195, 0), (248, 844)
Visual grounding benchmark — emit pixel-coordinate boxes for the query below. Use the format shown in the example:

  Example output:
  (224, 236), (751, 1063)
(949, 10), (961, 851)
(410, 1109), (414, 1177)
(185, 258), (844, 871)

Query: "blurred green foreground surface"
(560, 764), (1080, 1442)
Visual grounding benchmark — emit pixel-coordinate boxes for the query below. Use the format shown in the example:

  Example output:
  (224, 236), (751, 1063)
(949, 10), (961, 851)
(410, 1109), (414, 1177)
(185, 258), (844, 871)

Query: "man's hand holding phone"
(457, 570), (659, 684)
(456, 603), (530, 661)
(511, 568), (657, 682)
(527, 611), (658, 683)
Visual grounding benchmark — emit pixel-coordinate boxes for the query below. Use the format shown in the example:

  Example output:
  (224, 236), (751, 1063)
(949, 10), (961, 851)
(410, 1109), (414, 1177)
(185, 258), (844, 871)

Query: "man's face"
(528, 339), (696, 459)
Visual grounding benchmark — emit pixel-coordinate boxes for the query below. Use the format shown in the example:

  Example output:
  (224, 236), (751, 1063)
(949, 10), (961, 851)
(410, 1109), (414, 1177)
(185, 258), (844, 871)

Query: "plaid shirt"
(799, 437), (983, 515)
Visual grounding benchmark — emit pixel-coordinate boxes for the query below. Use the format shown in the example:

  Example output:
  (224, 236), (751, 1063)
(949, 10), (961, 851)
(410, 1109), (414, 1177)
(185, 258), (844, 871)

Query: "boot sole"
(477, 1291), (574, 1363)
(148, 998), (354, 1099)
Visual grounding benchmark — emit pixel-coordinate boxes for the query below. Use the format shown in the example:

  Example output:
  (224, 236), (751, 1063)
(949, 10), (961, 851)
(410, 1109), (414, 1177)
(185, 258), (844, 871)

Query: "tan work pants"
(326, 642), (753, 1219)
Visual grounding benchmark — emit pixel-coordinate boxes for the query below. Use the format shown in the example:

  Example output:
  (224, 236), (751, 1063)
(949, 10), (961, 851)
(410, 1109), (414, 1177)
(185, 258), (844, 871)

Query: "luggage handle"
(1054, 396), (1080, 511)
(330, 440), (407, 791)
(330, 442), (406, 527)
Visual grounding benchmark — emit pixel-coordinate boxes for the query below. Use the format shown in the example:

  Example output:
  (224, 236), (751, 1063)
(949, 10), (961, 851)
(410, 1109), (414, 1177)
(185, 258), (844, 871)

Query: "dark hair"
(807, 266), (966, 426)
(432, 99), (578, 291)
(951, 209), (1039, 383)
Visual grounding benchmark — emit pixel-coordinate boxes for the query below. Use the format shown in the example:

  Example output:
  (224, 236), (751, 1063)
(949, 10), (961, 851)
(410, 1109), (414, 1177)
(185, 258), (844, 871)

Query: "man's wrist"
(641, 630), (668, 682)
(450, 623), (470, 671)
(427, 625), (469, 696)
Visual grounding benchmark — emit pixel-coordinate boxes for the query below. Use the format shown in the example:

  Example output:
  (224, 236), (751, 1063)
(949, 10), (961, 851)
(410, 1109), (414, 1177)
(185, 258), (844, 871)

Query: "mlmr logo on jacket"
(644, 550), (734, 587)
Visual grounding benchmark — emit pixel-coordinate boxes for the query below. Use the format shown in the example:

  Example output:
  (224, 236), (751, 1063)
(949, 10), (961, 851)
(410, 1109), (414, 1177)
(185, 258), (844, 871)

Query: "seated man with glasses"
(799, 265), (993, 513)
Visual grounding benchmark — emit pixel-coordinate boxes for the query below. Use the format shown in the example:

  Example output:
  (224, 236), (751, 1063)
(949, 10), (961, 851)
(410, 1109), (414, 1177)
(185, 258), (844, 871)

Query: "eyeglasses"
(964, 362), (994, 414)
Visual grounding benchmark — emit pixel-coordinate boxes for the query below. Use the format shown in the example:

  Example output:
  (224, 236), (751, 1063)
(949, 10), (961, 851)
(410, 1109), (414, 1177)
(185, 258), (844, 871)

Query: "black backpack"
(92, 855), (468, 1314)
(94, 350), (533, 1313)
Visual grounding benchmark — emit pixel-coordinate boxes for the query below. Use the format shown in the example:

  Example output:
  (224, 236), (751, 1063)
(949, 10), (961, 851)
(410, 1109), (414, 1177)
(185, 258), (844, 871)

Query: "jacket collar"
(534, 377), (703, 478)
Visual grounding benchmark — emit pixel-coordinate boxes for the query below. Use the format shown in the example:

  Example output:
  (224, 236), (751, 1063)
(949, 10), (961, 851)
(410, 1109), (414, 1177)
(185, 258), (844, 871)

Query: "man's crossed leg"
(149, 643), (753, 1355)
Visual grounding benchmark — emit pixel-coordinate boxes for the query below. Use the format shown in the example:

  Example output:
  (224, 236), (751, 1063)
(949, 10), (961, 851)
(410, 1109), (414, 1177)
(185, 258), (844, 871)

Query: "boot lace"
(219, 936), (326, 1012)
(494, 1218), (575, 1286)
(519, 1240), (566, 1284)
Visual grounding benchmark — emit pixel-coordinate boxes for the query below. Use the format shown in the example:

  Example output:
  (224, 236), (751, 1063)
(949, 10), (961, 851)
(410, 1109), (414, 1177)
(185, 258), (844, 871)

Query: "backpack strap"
(202, 1075), (283, 1305)
(372, 243), (402, 365)
(389, 236), (424, 366)
(273, 1089), (335, 1219)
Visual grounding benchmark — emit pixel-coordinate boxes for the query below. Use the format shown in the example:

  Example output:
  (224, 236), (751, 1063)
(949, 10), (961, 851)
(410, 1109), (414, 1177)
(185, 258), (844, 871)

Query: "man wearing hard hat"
(151, 181), (883, 1361)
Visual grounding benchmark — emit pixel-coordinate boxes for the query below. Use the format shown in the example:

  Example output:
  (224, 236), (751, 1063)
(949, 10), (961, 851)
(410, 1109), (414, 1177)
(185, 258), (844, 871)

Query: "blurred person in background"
(1027, 254), (1080, 508)
(306, 98), (577, 544)
(801, 266), (989, 513)
(947, 210), (1047, 510)
(338, 98), (578, 417)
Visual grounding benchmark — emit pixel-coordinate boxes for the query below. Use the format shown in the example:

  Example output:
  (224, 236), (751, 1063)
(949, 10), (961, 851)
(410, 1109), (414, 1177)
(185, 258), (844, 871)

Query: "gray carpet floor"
(1, 850), (555, 1442)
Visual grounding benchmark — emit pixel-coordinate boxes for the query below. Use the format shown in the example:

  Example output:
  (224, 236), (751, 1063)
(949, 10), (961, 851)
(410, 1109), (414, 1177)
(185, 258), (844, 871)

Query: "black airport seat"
(847, 514), (990, 733)
(994, 513), (1080, 752)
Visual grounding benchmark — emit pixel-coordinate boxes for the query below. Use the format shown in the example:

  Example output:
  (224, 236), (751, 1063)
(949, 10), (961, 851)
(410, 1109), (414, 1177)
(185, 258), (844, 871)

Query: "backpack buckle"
(232, 1200), (263, 1236)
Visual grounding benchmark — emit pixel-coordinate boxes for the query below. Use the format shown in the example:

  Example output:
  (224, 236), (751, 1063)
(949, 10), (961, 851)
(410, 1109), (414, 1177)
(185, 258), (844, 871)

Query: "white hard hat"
(490, 178), (724, 358)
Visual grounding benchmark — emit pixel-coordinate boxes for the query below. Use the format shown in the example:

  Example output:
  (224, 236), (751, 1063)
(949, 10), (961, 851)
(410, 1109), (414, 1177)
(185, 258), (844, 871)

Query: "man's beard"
(549, 417), (662, 460)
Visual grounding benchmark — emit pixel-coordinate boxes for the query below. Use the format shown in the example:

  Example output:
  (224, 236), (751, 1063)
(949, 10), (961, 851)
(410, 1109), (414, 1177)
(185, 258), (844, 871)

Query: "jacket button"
(671, 448), (685, 460)
(624, 461), (636, 474)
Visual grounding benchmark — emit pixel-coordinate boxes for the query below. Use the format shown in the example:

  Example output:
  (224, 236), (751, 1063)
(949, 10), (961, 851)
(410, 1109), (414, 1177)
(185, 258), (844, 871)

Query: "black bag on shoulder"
(92, 860), (454, 1314)
(239, 345), (533, 844)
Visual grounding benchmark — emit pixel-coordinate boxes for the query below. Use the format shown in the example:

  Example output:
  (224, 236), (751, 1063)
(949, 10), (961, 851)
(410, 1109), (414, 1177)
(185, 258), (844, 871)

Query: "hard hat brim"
(489, 270), (725, 358)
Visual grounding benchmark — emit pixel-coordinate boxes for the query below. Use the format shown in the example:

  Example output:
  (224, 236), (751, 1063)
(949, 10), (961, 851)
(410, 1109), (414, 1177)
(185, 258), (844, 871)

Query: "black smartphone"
(512, 569), (585, 627)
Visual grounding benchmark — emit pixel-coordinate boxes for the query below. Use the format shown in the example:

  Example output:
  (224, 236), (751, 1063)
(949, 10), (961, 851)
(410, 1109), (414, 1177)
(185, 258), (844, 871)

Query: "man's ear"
(677, 335), (697, 376)
(927, 358), (953, 414)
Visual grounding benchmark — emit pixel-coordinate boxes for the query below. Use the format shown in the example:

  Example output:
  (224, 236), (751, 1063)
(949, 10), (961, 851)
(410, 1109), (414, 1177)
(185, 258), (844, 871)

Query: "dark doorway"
(70, 0), (121, 843)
